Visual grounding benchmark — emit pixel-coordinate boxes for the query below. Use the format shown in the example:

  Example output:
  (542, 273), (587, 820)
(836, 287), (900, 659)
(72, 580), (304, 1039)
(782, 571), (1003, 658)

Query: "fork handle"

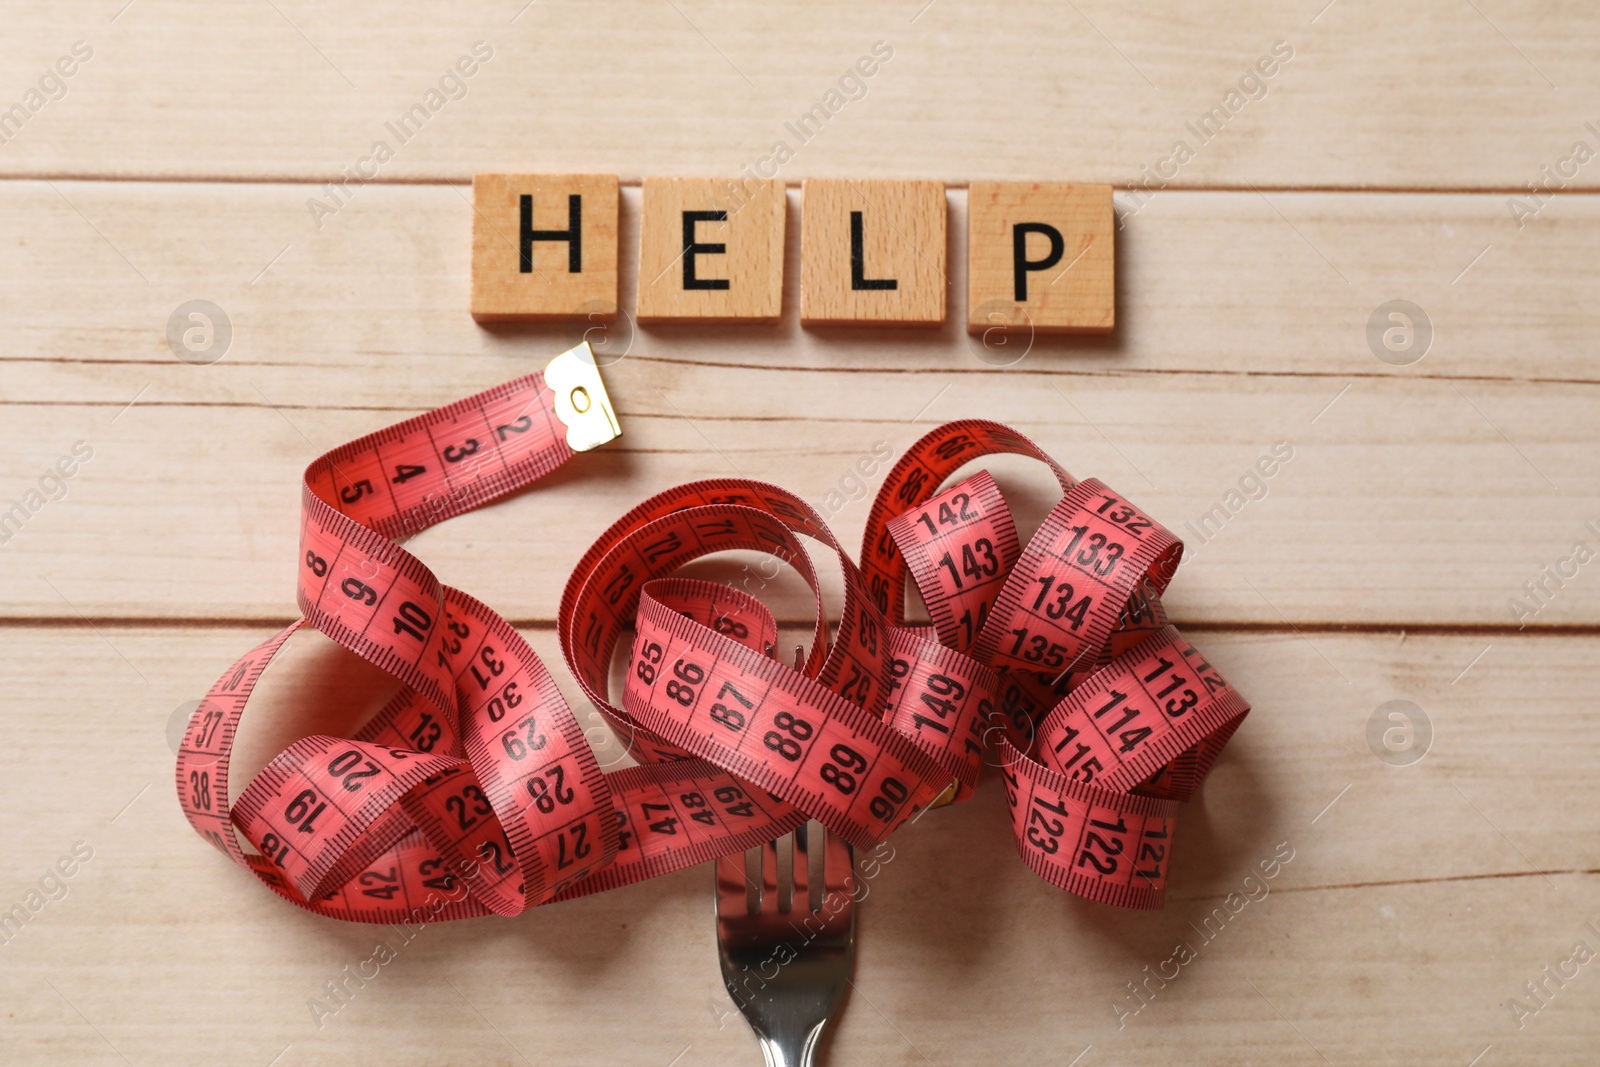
(755, 1020), (828, 1067)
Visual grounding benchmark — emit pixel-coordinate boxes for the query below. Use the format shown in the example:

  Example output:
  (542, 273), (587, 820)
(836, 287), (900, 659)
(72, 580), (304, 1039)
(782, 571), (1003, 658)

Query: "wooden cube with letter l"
(800, 179), (946, 327)
(966, 182), (1114, 335)
(636, 177), (786, 324)
(470, 173), (619, 323)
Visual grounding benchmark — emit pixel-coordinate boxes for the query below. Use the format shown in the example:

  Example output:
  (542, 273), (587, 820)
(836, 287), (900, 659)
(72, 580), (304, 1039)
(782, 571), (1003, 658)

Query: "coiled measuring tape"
(176, 343), (1247, 919)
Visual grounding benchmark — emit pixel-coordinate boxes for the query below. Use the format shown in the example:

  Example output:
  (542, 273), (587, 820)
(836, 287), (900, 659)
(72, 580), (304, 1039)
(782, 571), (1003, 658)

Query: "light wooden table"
(2, 3), (1597, 1064)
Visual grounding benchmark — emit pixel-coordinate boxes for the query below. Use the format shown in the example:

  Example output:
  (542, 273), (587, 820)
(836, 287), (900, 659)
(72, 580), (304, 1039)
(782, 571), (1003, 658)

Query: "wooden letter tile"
(636, 177), (786, 323)
(966, 182), (1114, 335)
(470, 173), (619, 323)
(800, 179), (946, 327)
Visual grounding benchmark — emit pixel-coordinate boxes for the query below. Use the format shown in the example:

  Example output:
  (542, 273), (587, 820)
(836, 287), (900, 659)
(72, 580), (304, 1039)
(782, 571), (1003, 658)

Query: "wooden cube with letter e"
(966, 182), (1114, 335)
(471, 173), (619, 323)
(800, 179), (946, 327)
(636, 177), (786, 324)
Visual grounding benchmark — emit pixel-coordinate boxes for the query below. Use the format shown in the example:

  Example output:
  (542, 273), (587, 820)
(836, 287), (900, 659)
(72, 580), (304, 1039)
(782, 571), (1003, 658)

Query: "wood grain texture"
(1, 627), (1594, 1066)
(1, 3), (1597, 191)
(800, 179), (946, 326)
(3, 3), (1598, 1064)
(636, 177), (785, 323)
(967, 181), (1115, 334)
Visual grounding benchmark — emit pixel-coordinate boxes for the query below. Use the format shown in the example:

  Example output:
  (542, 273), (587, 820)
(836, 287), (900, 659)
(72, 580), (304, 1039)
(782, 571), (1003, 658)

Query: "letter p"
(1012, 222), (1064, 301)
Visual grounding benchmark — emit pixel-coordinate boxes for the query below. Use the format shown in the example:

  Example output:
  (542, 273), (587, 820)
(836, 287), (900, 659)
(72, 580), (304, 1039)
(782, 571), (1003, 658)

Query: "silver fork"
(715, 821), (856, 1067)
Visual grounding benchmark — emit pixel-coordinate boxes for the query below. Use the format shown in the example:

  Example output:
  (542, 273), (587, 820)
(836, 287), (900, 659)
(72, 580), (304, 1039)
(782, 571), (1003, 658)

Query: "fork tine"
(716, 846), (754, 915)
(789, 824), (811, 914)
(763, 835), (783, 913)
(821, 826), (855, 904)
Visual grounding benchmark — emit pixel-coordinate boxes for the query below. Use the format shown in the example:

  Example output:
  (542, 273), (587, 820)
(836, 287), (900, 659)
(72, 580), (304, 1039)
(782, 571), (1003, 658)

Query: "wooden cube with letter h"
(471, 173), (619, 323)
(966, 182), (1114, 335)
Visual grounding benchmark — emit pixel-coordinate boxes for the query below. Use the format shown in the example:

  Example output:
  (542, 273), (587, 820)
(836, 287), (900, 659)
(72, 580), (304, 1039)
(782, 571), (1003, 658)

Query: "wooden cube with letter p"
(800, 179), (946, 327)
(470, 173), (619, 323)
(636, 177), (786, 323)
(967, 182), (1114, 335)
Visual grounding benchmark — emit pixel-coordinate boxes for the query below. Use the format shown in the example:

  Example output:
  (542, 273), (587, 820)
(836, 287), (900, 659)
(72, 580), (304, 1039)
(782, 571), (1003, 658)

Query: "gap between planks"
(0, 617), (1594, 637)
(1165, 865), (1600, 904)
(7, 362), (1600, 393)
(4, 173), (1600, 198)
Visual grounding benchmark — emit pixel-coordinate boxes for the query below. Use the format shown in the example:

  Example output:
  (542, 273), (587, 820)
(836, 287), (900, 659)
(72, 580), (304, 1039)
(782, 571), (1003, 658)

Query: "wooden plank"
(0, 4), (1596, 191)
(1, 355), (1594, 625)
(2, 182), (1596, 384)
(0, 626), (1593, 1065)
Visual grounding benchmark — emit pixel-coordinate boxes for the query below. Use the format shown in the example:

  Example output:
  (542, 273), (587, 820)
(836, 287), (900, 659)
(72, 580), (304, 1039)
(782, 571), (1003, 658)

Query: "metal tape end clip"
(545, 341), (622, 452)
